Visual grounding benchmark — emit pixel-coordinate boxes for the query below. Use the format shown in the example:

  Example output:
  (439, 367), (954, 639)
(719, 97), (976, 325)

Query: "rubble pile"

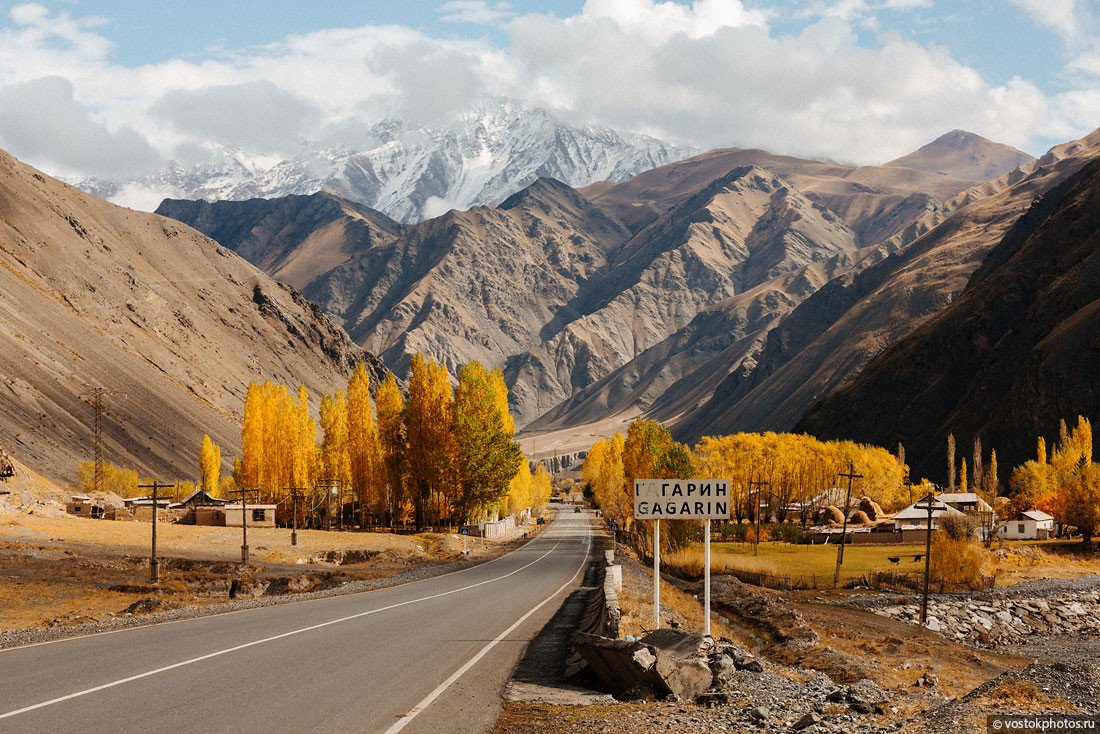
(574, 630), (898, 731)
(875, 590), (1100, 646)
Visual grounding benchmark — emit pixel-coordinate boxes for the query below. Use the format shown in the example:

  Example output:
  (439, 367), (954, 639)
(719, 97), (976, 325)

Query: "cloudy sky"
(0, 0), (1096, 183)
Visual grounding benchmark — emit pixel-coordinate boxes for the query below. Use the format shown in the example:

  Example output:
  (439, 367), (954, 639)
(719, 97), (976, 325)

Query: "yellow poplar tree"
(347, 364), (383, 522)
(376, 373), (406, 526)
(319, 391), (351, 490)
(406, 354), (456, 528)
(452, 361), (522, 523)
(199, 434), (221, 497)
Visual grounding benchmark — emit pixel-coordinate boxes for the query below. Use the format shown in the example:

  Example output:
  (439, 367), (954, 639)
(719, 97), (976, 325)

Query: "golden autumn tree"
(406, 354), (456, 528)
(237, 380), (301, 502)
(292, 385), (318, 490)
(199, 434), (221, 497)
(531, 464), (552, 510)
(452, 361), (523, 523)
(347, 363), (383, 524)
(375, 373), (406, 526)
(319, 390), (351, 491)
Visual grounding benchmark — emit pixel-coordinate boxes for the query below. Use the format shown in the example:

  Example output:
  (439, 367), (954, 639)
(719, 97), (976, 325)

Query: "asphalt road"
(0, 507), (591, 734)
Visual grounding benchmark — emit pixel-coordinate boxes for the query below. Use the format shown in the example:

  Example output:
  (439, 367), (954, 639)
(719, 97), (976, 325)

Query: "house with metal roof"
(892, 497), (963, 531)
(997, 510), (1056, 540)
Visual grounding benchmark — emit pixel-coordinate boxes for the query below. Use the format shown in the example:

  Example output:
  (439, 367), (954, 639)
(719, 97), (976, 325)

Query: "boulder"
(572, 629), (713, 701)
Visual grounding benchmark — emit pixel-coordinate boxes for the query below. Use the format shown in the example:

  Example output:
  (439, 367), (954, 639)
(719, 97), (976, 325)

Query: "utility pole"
(138, 480), (172, 583)
(748, 477), (769, 557)
(287, 487), (305, 546)
(91, 387), (105, 495)
(229, 488), (260, 563)
(833, 461), (863, 586)
(919, 492), (936, 625)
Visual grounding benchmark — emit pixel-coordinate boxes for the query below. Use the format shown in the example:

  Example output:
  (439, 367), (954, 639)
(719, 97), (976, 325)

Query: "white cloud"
(0, 1), (1093, 181)
(1008, 0), (1081, 44)
(439, 1), (514, 26)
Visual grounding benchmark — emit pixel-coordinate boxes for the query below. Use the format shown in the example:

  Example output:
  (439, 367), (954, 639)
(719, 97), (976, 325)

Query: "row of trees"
(234, 356), (550, 528)
(582, 414), (1099, 552)
(583, 421), (907, 537)
(1009, 416), (1100, 547)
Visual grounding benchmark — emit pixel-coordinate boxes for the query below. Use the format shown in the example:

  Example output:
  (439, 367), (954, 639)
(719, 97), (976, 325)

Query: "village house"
(997, 510), (1056, 540)
(892, 496), (963, 531)
(223, 503), (277, 528)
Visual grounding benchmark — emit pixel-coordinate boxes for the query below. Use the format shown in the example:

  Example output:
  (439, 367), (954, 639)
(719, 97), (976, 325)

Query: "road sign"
(634, 478), (730, 638)
(609, 521), (619, 532)
(459, 527), (470, 535)
(633, 479), (731, 519)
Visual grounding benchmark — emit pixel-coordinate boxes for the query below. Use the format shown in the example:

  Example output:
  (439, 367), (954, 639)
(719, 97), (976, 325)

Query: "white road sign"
(633, 478), (731, 519)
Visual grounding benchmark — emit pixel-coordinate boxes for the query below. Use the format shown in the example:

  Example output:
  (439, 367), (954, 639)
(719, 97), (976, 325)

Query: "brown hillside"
(798, 154), (1100, 478)
(677, 128), (1100, 444)
(0, 149), (380, 484)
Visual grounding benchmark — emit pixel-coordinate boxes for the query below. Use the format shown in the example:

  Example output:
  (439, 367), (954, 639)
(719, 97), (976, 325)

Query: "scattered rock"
(120, 597), (177, 615)
(792, 711), (822, 731)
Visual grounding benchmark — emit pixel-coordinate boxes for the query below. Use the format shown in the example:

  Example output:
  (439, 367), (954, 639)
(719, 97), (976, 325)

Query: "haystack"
(850, 510), (872, 525)
(858, 497), (884, 521)
(817, 505), (845, 525)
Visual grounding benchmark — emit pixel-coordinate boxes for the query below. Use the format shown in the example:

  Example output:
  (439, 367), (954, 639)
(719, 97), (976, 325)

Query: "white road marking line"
(0, 508), (565, 655)
(383, 518), (592, 734)
(0, 524), (577, 721)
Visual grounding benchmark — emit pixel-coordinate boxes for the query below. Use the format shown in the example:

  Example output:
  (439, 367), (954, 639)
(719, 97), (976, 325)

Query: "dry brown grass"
(975, 679), (1084, 713)
(661, 547), (780, 580)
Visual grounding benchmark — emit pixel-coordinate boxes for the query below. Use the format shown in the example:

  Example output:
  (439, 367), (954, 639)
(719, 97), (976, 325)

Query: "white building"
(223, 504), (277, 528)
(893, 497), (963, 531)
(998, 510), (1055, 540)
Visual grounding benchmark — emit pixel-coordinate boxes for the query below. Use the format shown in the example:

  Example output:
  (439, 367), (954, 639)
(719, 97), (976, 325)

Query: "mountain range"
(158, 129), (1043, 456)
(0, 149), (384, 484)
(79, 101), (695, 223)
(800, 133), (1100, 480)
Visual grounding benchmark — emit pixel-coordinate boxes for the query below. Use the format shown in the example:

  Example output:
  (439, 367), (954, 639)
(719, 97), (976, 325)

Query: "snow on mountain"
(78, 101), (695, 222)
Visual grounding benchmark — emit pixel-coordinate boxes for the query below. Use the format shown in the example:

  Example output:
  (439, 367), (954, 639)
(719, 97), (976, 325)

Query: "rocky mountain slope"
(679, 128), (1100, 445)
(160, 130), (1017, 437)
(797, 152), (1100, 480)
(81, 101), (694, 223)
(0, 148), (381, 485)
(885, 130), (1035, 183)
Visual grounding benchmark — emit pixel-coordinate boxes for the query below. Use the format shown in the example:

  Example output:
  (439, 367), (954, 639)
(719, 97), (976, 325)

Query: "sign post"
(704, 518), (711, 637)
(635, 478), (730, 636)
(653, 518), (661, 629)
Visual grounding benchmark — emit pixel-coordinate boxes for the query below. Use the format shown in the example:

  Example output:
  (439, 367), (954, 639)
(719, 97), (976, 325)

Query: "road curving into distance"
(0, 506), (592, 734)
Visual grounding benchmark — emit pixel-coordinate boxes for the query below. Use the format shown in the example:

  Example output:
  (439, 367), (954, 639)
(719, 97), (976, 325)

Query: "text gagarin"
(633, 479), (731, 519)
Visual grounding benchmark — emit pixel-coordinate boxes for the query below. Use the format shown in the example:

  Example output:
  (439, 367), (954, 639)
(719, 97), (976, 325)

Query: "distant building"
(224, 504), (277, 528)
(168, 489), (230, 510)
(998, 510), (1056, 541)
(892, 497), (963, 531)
(936, 492), (994, 515)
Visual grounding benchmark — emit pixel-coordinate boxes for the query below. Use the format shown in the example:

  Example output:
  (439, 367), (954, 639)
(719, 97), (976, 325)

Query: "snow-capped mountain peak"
(78, 101), (696, 222)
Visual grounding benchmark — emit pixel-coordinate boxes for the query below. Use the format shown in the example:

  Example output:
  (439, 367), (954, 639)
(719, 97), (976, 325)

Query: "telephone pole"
(229, 488), (261, 563)
(918, 492), (936, 625)
(138, 480), (172, 583)
(833, 461), (863, 586)
(286, 487), (306, 546)
(91, 388), (106, 495)
(748, 477), (769, 556)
